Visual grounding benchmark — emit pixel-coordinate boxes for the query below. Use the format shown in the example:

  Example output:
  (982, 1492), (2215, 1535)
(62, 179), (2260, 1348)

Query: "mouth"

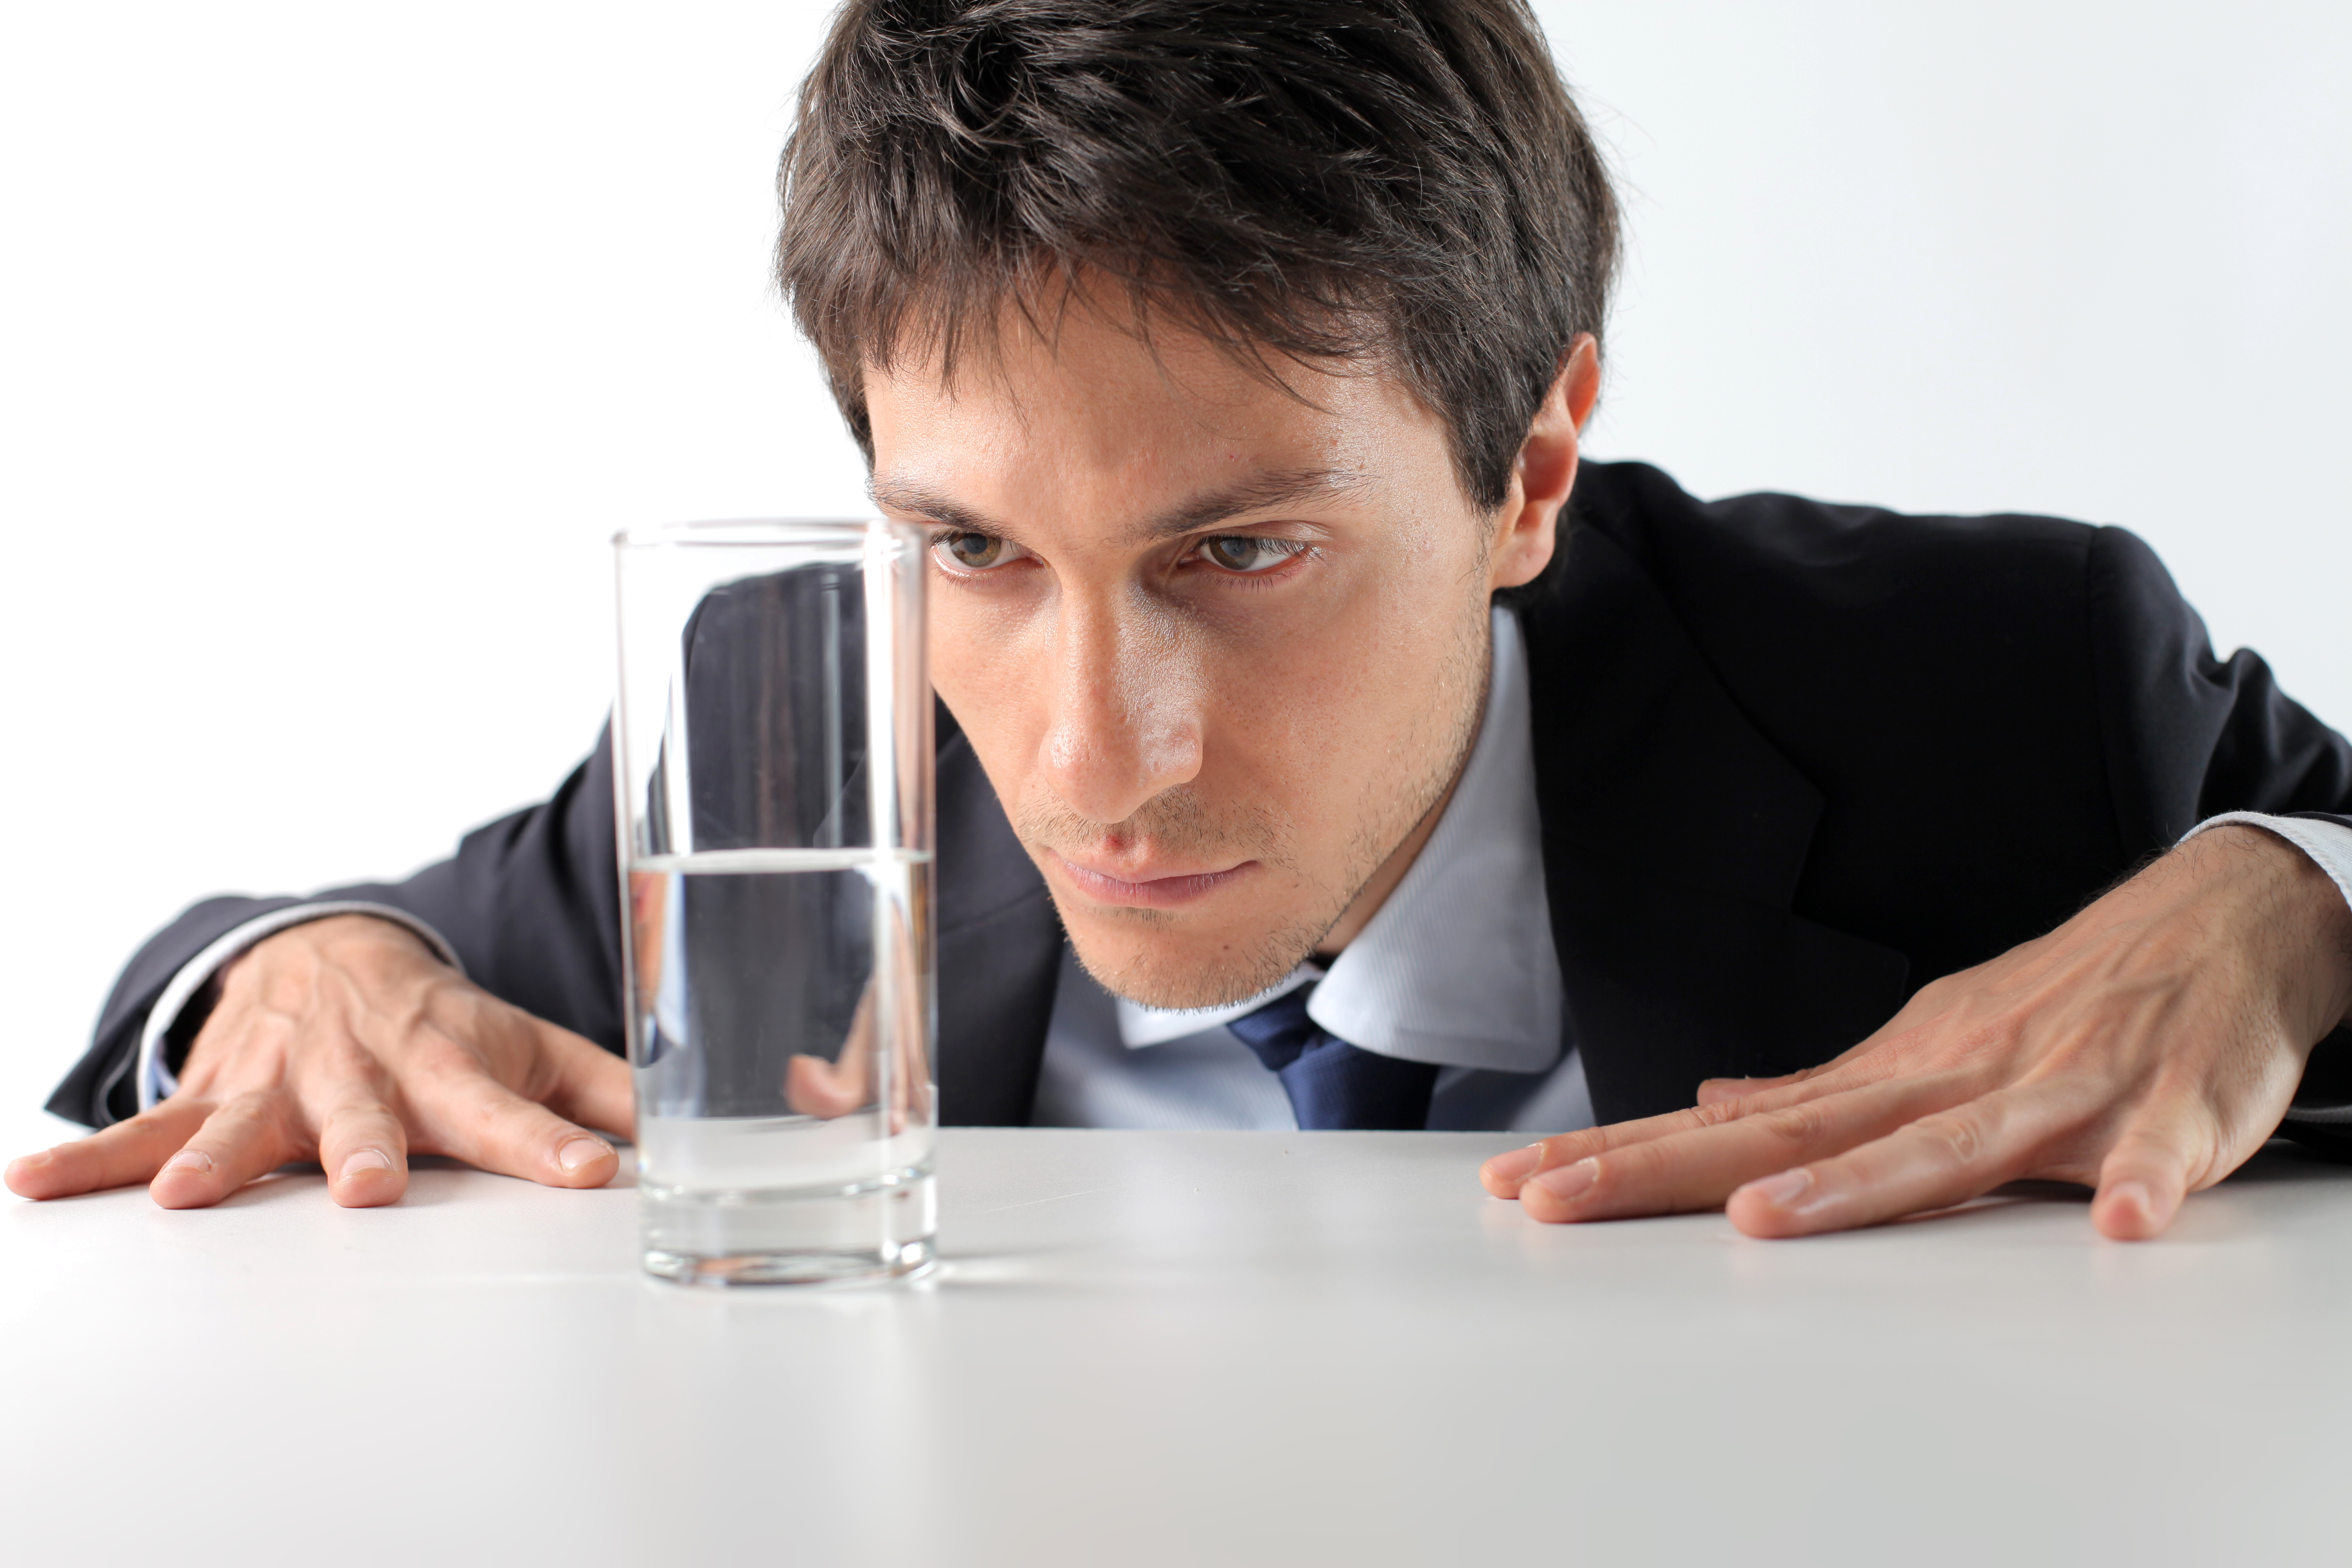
(1050, 851), (1258, 909)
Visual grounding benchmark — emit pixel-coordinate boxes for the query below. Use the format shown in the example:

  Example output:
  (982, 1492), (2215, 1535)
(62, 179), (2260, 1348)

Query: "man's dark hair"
(778, 0), (1619, 513)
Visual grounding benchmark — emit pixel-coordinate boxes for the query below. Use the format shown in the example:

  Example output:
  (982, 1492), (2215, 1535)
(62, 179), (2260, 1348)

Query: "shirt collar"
(1115, 606), (1563, 1073)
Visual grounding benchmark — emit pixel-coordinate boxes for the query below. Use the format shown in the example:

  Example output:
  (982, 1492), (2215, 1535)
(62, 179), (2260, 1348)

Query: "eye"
(931, 531), (1026, 572)
(1198, 536), (1305, 574)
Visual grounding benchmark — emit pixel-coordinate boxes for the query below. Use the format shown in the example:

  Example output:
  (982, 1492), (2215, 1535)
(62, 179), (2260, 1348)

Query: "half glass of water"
(612, 520), (935, 1286)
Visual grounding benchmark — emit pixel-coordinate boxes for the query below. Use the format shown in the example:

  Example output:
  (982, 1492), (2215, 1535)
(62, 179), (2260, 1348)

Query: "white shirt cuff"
(135, 903), (464, 1114)
(2182, 812), (2352, 1124)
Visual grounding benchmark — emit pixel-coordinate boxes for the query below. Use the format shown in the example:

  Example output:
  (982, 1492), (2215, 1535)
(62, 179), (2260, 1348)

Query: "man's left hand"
(1480, 825), (2352, 1239)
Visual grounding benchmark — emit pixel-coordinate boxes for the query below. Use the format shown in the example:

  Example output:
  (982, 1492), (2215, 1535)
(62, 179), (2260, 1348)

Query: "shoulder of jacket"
(1544, 460), (2100, 632)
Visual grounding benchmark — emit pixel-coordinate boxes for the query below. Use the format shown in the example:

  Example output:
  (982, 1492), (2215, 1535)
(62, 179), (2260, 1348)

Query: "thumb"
(2091, 1116), (2200, 1241)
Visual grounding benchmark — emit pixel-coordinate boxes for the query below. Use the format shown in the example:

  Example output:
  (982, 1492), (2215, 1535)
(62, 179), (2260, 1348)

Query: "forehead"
(859, 304), (1454, 507)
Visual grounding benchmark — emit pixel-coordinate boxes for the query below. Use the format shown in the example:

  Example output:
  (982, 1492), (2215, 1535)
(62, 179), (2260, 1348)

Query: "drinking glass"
(611, 519), (935, 1286)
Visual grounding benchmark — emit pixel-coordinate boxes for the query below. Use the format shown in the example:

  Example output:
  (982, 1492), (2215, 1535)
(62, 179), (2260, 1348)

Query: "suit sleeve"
(2086, 527), (2352, 1156)
(46, 727), (625, 1129)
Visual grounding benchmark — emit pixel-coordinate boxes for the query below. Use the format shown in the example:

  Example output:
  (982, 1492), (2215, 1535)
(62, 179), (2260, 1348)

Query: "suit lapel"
(932, 704), (1063, 1125)
(1521, 524), (1910, 1124)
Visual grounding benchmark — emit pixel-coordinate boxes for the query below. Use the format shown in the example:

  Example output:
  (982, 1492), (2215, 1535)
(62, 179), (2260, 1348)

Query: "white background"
(3, 2), (2347, 1126)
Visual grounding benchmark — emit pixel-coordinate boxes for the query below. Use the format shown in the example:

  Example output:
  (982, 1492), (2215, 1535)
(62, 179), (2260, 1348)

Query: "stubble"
(1024, 595), (1494, 1011)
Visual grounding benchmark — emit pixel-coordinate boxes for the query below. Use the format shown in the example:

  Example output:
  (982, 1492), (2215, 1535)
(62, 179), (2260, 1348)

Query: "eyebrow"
(870, 466), (1360, 543)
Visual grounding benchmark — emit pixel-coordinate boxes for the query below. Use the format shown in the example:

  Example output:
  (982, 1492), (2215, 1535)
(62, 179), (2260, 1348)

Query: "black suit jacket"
(51, 461), (2352, 1145)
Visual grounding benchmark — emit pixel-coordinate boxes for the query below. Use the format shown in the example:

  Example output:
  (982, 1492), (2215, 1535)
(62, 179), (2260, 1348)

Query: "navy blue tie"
(1226, 984), (1438, 1130)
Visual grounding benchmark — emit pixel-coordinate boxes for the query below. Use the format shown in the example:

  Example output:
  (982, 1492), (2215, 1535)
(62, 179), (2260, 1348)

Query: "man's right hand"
(3, 915), (632, 1209)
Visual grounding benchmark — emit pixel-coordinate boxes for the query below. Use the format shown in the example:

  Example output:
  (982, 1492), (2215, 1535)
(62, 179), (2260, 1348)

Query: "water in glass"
(629, 846), (936, 1285)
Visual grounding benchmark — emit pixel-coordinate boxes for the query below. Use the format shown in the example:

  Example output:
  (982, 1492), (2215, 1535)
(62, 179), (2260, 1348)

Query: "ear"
(1488, 334), (1601, 592)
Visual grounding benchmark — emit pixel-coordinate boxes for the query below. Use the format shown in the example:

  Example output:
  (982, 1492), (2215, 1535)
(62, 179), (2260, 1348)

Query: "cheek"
(1197, 580), (1465, 797)
(927, 589), (1039, 761)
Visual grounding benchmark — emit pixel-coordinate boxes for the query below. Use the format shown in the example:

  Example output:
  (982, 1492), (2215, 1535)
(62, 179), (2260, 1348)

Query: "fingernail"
(1529, 1157), (1598, 1201)
(1740, 1168), (1814, 1209)
(338, 1149), (394, 1183)
(161, 1149), (214, 1176)
(1484, 1142), (1545, 1182)
(2106, 1179), (2153, 1219)
(557, 1137), (611, 1173)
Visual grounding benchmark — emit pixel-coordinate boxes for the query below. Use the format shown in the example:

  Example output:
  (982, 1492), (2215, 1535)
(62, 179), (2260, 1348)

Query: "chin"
(1061, 906), (1320, 1010)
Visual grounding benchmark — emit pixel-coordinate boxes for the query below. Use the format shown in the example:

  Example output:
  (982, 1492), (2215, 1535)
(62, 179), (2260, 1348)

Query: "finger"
(150, 1092), (304, 1210)
(885, 937), (925, 1132)
(2089, 1117), (2200, 1242)
(787, 1054), (873, 1118)
(1696, 1072), (1808, 1106)
(4, 1099), (215, 1200)
(1688, 985), (1975, 1112)
(531, 1018), (634, 1139)
(787, 986), (878, 1119)
(316, 1099), (410, 1209)
(1482, 1099), (1778, 1196)
(900, 1007), (933, 1122)
(890, 1026), (924, 1134)
(1725, 1086), (2068, 1238)
(1480, 1061), (1889, 1198)
(415, 1068), (619, 1189)
(1518, 1070), (1981, 1224)
(1692, 1011), (1960, 1111)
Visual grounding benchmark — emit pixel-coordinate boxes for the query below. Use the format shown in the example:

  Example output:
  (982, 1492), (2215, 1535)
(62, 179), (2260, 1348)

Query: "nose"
(1037, 594), (1204, 828)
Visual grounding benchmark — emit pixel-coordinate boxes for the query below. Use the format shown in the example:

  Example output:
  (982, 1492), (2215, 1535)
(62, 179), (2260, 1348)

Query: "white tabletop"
(6, 1116), (2351, 1566)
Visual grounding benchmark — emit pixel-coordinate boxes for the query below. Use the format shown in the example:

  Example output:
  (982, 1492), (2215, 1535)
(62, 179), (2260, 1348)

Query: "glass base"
(640, 1165), (936, 1288)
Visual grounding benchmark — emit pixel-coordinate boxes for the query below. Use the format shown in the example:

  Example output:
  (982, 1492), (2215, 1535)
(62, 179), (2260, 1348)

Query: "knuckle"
(513, 1052), (572, 1107)
(124, 1106), (193, 1135)
(477, 1090), (534, 1128)
(1691, 1099), (1751, 1130)
(1913, 1108), (1992, 1168)
(439, 1079), (551, 1145)
(220, 1087), (292, 1130)
(1605, 1137), (1674, 1189)
(323, 1034), (390, 1084)
(1537, 1131), (1602, 1164)
(393, 1023), (490, 1081)
(240, 1011), (301, 1068)
(253, 966), (319, 1016)
(2115, 1117), (2200, 1173)
(1757, 1101), (1832, 1148)
(316, 1084), (401, 1125)
(1908, 977), (1956, 1014)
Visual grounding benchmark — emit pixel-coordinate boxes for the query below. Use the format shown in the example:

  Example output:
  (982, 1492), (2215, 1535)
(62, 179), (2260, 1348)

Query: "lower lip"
(1053, 855), (1256, 908)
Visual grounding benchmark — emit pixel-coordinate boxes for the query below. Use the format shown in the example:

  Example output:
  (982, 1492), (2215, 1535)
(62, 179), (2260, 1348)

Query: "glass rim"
(610, 517), (919, 550)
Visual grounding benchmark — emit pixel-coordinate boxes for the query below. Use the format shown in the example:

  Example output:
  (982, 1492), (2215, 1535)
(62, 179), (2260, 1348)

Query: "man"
(14, 0), (2352, 1240)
